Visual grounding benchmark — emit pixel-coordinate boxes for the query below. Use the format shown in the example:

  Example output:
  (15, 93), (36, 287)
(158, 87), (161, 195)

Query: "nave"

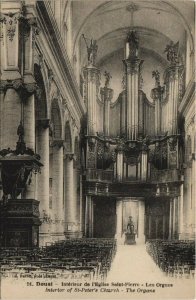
(1, 239), (195, 299)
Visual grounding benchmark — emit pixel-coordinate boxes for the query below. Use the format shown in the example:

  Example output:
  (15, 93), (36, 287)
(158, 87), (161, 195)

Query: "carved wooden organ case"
(82, 30), (185, 193)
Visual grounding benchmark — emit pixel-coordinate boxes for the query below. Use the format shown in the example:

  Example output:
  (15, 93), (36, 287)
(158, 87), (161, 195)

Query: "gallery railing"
(86, 169), (114, 182)
(150, 169), (180, 183)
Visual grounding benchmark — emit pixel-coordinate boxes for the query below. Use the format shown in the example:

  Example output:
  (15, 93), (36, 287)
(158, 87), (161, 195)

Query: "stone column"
(88, 197), (94, 238)
(172, 197), (178, 239)
(137, 199), (145, 244)
(64, 154), (79, 238)
(85, 196), (90, 237)
(115, 199), (123, 244)
(169, 199), (173, 239)
(178, 180), (184, 239)
(100, 87), (113, 136)
(24, 94), (36, 200)
(79, 174), (84, 235)
(51, 140), (64, 240)
(2, 87), (21, 150)
(83, 66), (100, 135)
(36, 120), (50, 246)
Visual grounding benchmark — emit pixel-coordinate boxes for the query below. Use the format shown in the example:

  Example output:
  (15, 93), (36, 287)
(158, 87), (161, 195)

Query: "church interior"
(0, 0), (195, 282)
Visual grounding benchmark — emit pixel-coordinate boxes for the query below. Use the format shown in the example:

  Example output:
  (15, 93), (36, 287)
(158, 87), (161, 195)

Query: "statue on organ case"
(82, 34), (98, 66)
(164, 41), (179, 65)
(104, 71), (112, 88)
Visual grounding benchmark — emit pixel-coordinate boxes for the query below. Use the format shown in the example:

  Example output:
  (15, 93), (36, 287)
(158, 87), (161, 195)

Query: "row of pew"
(0, 238), (117, 281)
(146, 240), (195, 278)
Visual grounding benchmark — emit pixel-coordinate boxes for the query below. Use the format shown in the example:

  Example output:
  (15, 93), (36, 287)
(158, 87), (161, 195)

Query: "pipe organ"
(83, 29), (184, 191)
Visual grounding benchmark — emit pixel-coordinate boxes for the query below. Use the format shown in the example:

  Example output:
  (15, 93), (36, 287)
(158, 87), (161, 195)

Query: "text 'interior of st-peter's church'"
(0, 0), (195, 271)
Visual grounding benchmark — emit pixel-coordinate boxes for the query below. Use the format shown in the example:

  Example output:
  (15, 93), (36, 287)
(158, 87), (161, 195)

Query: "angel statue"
(164, 41), (179, 65)
(104, 71), (112, 88)
(82, 34), (98, 66)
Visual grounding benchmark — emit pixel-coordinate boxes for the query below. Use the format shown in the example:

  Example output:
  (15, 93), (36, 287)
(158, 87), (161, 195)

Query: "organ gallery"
(0, 1), (195, 251)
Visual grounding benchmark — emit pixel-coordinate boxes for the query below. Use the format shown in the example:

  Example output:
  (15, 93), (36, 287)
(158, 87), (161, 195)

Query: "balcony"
(150, 169), (181, 183)
(86, 169), (114, 182)
(85, 168), (181, 185)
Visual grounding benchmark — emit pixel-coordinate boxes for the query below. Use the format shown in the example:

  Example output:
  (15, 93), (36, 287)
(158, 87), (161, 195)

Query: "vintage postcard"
(0, 0), (195, 299)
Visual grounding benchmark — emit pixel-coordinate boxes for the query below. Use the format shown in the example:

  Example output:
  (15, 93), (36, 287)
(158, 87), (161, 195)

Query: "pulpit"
(0, 124), (43, 248)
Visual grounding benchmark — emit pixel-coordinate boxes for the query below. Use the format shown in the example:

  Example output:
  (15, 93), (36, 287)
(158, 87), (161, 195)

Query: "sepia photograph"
(0, 0), (195, 299)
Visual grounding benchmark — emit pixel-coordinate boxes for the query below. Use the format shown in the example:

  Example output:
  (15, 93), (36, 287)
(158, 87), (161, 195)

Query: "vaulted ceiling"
(72, 0), (194, 66)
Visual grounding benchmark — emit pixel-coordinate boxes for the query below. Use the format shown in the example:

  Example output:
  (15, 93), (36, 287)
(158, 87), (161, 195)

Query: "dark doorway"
(145, 199), (170, 240)
(93, 197), (116, 238)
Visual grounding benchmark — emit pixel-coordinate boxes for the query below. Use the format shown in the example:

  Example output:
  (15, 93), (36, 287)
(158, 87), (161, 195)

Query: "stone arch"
(50, 99), (62, 139)
(64, 121), (72, 153)
(34, 63), (48, 120)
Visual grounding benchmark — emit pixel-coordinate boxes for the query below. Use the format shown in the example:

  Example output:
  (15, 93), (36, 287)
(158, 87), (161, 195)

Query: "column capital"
(51, 139), (64, 148)
(0, 79), (23, 91)
(151, 86), (164, 101)
(100, 87), (113, 102)
(164, 65), (183, 83)
(123, 58), (143, 75)
(65, 153), (75, 161)
(37, 119), (50, 129)
(0, 78), (38, 96)
(83, 66), (100, 84)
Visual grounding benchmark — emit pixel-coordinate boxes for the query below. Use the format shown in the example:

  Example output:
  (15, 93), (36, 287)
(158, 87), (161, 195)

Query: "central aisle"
(106, 245), (195, 299)
(107, 245), (164, 282)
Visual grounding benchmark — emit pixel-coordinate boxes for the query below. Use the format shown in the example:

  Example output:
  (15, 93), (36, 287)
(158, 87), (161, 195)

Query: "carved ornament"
(164, 41), (179, 65)
(104, 70), (112, 88)
(82, 35), (98, 66)
(151, 86), (164, 101)
(168, 136), (177, 152)
(100, 87), (113, 102)
(152, 70), (160, 87)
(65, 153), (75, 161)
(50, 139), (64, 148)
(37, 119), (50, 129)
(0, 78), (38, 96)
(124, 59), (141, 75)
(126, 30), (139, 59)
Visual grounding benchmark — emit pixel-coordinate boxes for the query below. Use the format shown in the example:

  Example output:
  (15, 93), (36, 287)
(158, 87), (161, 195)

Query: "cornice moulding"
(36, 2), (86, 118)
